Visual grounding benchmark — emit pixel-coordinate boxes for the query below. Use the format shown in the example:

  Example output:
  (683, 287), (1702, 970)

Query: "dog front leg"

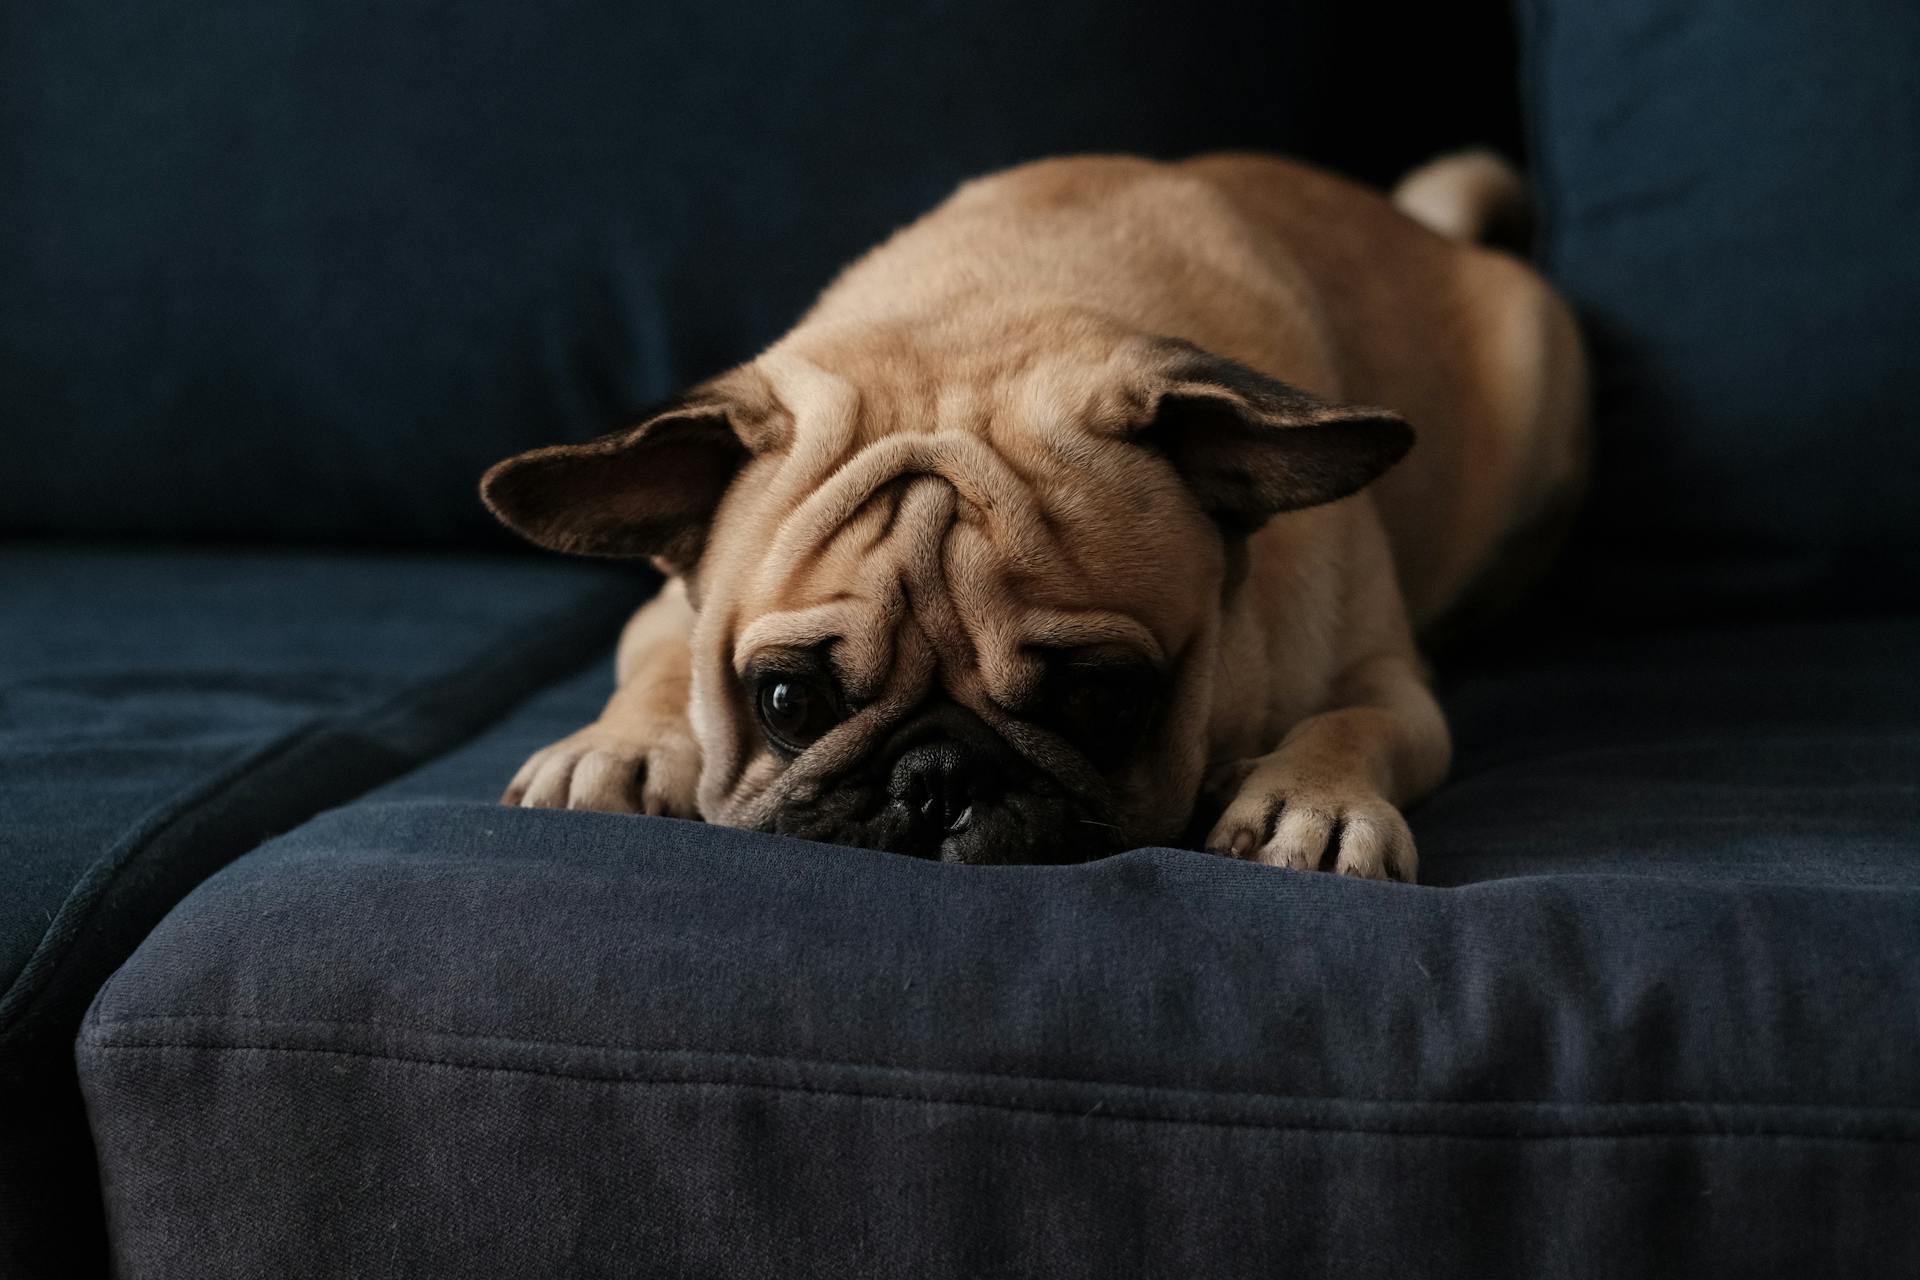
(1204, 653), (1450, 881)
(503, 579), (702, 816)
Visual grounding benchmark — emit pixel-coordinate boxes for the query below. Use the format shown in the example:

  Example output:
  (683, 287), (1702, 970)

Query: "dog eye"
(755, 676), (843, 753)
(1045, 665), (1156, 764)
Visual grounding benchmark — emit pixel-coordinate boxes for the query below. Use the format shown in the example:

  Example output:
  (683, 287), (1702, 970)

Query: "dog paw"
(503, 722), (701, 817)
(1204, 765), (1416, 882)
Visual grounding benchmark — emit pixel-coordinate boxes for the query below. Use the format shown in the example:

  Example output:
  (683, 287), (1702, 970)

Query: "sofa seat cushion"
(1419, 615), (1920, 886)
(77, 616), (1920, 1276)
(0, 544), (645, 1275)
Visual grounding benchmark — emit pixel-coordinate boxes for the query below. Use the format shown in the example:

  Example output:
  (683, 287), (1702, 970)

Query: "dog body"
(484, 153), (1587, 878)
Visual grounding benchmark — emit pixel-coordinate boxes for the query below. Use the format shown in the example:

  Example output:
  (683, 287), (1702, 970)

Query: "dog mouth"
(756, 725), (1125, 865)
(763, 782), (1125, 864)
(733, 693), (1130, 864)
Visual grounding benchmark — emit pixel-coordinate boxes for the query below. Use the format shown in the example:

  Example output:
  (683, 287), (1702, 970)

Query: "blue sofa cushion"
(0, 2), (1518, 547)
(77, 616), (1920, 1276)
(1524, 0), (1920, 611)
(0, 546), (645, 1276)
(1419, 617), (1920, 885)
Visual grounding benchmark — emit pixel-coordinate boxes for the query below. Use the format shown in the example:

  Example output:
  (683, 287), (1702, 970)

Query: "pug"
(481, 151), (1587, 880)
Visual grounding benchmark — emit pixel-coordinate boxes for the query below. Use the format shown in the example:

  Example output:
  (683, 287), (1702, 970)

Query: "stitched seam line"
(84, 1013), (1920, 1118)
(83, 1041), (1920, 1143)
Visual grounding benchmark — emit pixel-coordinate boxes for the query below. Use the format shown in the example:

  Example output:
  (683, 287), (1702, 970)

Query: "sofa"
(4, 1), (1916, 1275)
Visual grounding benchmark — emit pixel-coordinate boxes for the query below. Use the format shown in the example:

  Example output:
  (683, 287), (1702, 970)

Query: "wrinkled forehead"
(730, 426), (1204, 706)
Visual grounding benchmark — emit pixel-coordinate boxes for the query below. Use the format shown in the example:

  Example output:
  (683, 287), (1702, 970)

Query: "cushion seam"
(1, 578), (640, 1039)
(1514, 0), (1561, 276)
(79, 1026), (1920, 1127)
(80, 1040), (1920, 1143)
(0, 720), (330, 1031)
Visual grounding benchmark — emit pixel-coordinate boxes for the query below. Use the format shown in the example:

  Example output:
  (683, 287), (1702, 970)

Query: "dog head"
(483, 318), (1409, 861)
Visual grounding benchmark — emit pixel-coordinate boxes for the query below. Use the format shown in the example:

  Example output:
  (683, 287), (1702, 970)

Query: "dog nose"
(890, 743), (992, 840)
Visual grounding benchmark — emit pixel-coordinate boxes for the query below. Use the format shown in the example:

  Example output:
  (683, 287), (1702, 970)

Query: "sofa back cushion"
(1, 2), (1519, 547)
(1525, 1), (1920, 612)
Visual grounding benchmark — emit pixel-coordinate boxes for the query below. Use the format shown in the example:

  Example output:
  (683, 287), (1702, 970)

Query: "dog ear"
(481, 369), (779, 575)
(1133, 339), (1414, 532)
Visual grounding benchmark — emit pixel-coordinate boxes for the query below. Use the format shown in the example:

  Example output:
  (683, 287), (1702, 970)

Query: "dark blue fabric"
(0, 545), (646, 1276)
(0, 1), (1519, 547)
(1523, 1), (1920, 613)
(1420, 616), (1920, 886)
(76, 616), (1920, 1276)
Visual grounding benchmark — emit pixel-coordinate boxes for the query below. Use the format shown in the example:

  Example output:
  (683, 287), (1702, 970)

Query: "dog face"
(483, 319), (1409, 861)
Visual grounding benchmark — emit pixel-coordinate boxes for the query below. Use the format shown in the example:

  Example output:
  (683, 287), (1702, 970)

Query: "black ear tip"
(478, 453), (535, 524)
(1385, 415), (1416, 461)
(1356, 410), (1416, 472)
(1297, 410), (1415, 510)
(478, 447), (577, 545)
(477, 456), (516, 511)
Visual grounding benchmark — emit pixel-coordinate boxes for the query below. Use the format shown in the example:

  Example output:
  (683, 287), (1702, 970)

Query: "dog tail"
(1392, 149), (1532, 253)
